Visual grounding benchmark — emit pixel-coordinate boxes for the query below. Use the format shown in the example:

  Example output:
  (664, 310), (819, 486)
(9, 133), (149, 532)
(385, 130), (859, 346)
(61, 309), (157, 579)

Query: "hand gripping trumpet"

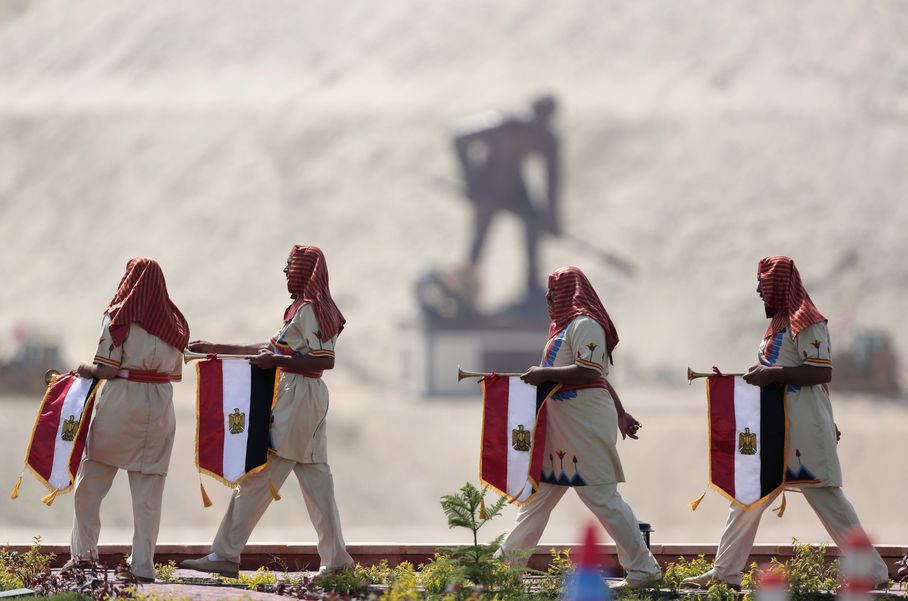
(686, 367), (745, 384)
(457, 366), (523, 382)
(183, 350), (256, 364)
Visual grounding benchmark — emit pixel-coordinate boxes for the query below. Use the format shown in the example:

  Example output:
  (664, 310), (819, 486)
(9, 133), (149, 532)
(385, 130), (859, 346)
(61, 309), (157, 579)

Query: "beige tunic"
(88, 315), (182, 475)
(268, 303), (336, 464)
(758, 321), (840, 488)
(539, 316), (624, 486)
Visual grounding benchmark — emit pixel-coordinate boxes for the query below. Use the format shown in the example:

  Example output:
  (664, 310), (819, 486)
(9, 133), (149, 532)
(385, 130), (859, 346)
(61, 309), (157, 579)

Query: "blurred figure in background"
(66, 257), (189, 583)
(451, 93), (561, 307)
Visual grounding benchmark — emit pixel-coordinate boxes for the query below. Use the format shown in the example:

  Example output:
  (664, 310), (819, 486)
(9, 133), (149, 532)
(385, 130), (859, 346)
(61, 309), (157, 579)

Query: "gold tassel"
(479, 497), (488, 520)
(41, 489), (58, 506)
(772, 491), (787, 517)
(200, 481), (213, 508)
(9, 476), (22, 500)
(688, 489), (707, 512)
(268, 479), (281, 501)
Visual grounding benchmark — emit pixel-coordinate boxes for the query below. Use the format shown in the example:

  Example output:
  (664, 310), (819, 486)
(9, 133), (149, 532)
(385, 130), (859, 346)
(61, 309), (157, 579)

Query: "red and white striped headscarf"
(284, 245), (345, 342)
(547, 266), (619, 364)
(107, 257), (189, 350)
(758, 256), (826, 339)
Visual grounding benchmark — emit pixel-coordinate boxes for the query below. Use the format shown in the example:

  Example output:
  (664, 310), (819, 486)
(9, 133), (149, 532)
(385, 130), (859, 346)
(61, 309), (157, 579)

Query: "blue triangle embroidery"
(785, 465), (817, 482)
(557, 473), (572, 486)
(570, 473), (587, 486)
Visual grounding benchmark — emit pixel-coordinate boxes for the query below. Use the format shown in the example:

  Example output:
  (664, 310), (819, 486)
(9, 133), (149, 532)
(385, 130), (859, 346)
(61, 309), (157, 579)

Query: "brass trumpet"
(457, 366), (523, 382)
(686, 367), (745, 383)
(183, 350), (255, 364)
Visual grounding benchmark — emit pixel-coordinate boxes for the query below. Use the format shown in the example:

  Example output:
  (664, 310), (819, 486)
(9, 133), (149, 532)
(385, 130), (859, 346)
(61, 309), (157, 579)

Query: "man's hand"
(249, 350), (278, 370)
(743, 364), (776, 387)
(76, 363), (95, 378)
(520, 366), (547, 387)
(618, 412), (642, 440)
(187, 340), (216, 354)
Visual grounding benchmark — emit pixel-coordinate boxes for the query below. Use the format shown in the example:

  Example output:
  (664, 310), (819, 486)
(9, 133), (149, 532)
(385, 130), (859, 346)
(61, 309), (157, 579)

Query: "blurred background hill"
(1, 1), (906, 547)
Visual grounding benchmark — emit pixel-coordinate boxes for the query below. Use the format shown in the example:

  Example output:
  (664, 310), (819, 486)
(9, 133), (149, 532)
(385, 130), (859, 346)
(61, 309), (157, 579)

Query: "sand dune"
(1, 1), (907, 546)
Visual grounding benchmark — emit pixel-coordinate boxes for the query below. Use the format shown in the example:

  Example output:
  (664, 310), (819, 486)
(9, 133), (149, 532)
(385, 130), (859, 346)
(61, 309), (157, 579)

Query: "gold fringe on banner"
(200, 481), (213, 508)
(268, 479), (281, 501)
(41, 489), (59, 506)
(9, 476), (22, 500)
(772, 491), (787, 517)
(688, 490), (707, 511)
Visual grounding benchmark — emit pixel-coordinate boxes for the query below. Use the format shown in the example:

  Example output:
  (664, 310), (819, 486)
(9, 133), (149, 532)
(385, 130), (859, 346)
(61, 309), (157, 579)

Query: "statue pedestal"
(400, 315), (547, 397)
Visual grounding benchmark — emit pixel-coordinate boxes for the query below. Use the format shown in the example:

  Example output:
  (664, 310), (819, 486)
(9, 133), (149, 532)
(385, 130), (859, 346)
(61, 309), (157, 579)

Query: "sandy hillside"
(1, 1), (907, 546)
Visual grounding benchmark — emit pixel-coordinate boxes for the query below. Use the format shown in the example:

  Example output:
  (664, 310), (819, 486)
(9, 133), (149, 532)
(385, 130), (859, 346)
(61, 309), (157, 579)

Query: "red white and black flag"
(10, 373), (100, 505)
(692, 375), (787, 510)
(480, 374), (561, 505)
(196, 359), (277, 495)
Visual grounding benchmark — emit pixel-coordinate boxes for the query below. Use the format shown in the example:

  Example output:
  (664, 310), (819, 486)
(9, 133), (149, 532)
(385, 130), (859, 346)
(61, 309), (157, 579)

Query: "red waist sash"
(116, 369), (176, 384)
(280, 367), (323, 379)
(558, 377), (608, 394)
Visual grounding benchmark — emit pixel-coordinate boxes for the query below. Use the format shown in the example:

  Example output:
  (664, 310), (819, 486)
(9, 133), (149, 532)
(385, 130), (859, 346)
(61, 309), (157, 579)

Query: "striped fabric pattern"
(759, 256), (826, 339)
(480, 375), (558, 505)
(196, 359), (277, 487)
(106, 257), (189, 350)
(706, 375), (786, 509)
(547, 266), (618, 364)
(21, 373), (99, 495)
(283, 245), (345, 342)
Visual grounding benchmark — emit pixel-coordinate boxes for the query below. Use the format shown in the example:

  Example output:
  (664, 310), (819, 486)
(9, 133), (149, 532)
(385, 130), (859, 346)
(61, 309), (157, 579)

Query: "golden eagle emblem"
(738, 427), (757, 455)
(61, 415), (79, 442)
(511, 424), (531, 452)
(228, 408), (246, 435)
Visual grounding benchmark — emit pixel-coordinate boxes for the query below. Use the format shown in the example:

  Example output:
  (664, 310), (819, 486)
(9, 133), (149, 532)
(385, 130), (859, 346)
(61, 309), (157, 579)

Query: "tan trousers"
(70, 459), (165, 580)
(500, 482), (661, 582)
(211, 455), (353, 570)
(713, 487), (889, 585)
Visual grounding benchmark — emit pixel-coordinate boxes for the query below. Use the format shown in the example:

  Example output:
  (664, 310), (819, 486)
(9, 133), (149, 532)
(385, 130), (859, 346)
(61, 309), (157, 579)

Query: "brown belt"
(116, 369), (177, 384)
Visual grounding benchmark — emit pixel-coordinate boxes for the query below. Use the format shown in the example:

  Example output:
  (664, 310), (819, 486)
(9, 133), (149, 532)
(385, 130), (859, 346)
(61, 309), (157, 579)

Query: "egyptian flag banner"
(10, 373), (100, 505)
(480, 374), (561, 505)
(195, 359), (278, 504)
(691, 375), (787, 511)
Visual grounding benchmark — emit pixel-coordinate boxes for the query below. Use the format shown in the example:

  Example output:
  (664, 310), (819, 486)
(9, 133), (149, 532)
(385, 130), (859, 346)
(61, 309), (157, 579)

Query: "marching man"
(682, 256), (888, 589)
(182, 245), (353, 578)
(498, 266), (662, 589)
(66, 257), (189, 583)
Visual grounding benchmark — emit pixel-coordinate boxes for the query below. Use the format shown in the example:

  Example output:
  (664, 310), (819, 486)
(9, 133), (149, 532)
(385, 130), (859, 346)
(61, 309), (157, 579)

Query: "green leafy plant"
(0, 537), (56, 591)
(153, 560), (179, 583)
(356, 560), (417, 586)
(776, 539), (838, 600)
(425, 482), (525, 597)
(662, 555), (714, 593)
(534, 548), (573, 599)
(314, 565), (371, 596)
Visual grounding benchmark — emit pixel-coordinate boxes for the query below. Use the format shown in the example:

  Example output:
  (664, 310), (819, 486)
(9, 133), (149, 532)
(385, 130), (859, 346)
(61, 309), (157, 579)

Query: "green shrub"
(315, 565), (371, 596)
(0, 536), (55, 591)
(153, 560), (179, 583)
(662, 555), (713, 593)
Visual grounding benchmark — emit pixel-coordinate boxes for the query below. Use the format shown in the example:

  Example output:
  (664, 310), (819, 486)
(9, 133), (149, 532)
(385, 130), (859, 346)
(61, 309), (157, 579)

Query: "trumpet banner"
(196, 359), (278, 487)
(701, 375), (787, 509)
(14, 373), (100, 503)
(479, 374), (560, 505)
